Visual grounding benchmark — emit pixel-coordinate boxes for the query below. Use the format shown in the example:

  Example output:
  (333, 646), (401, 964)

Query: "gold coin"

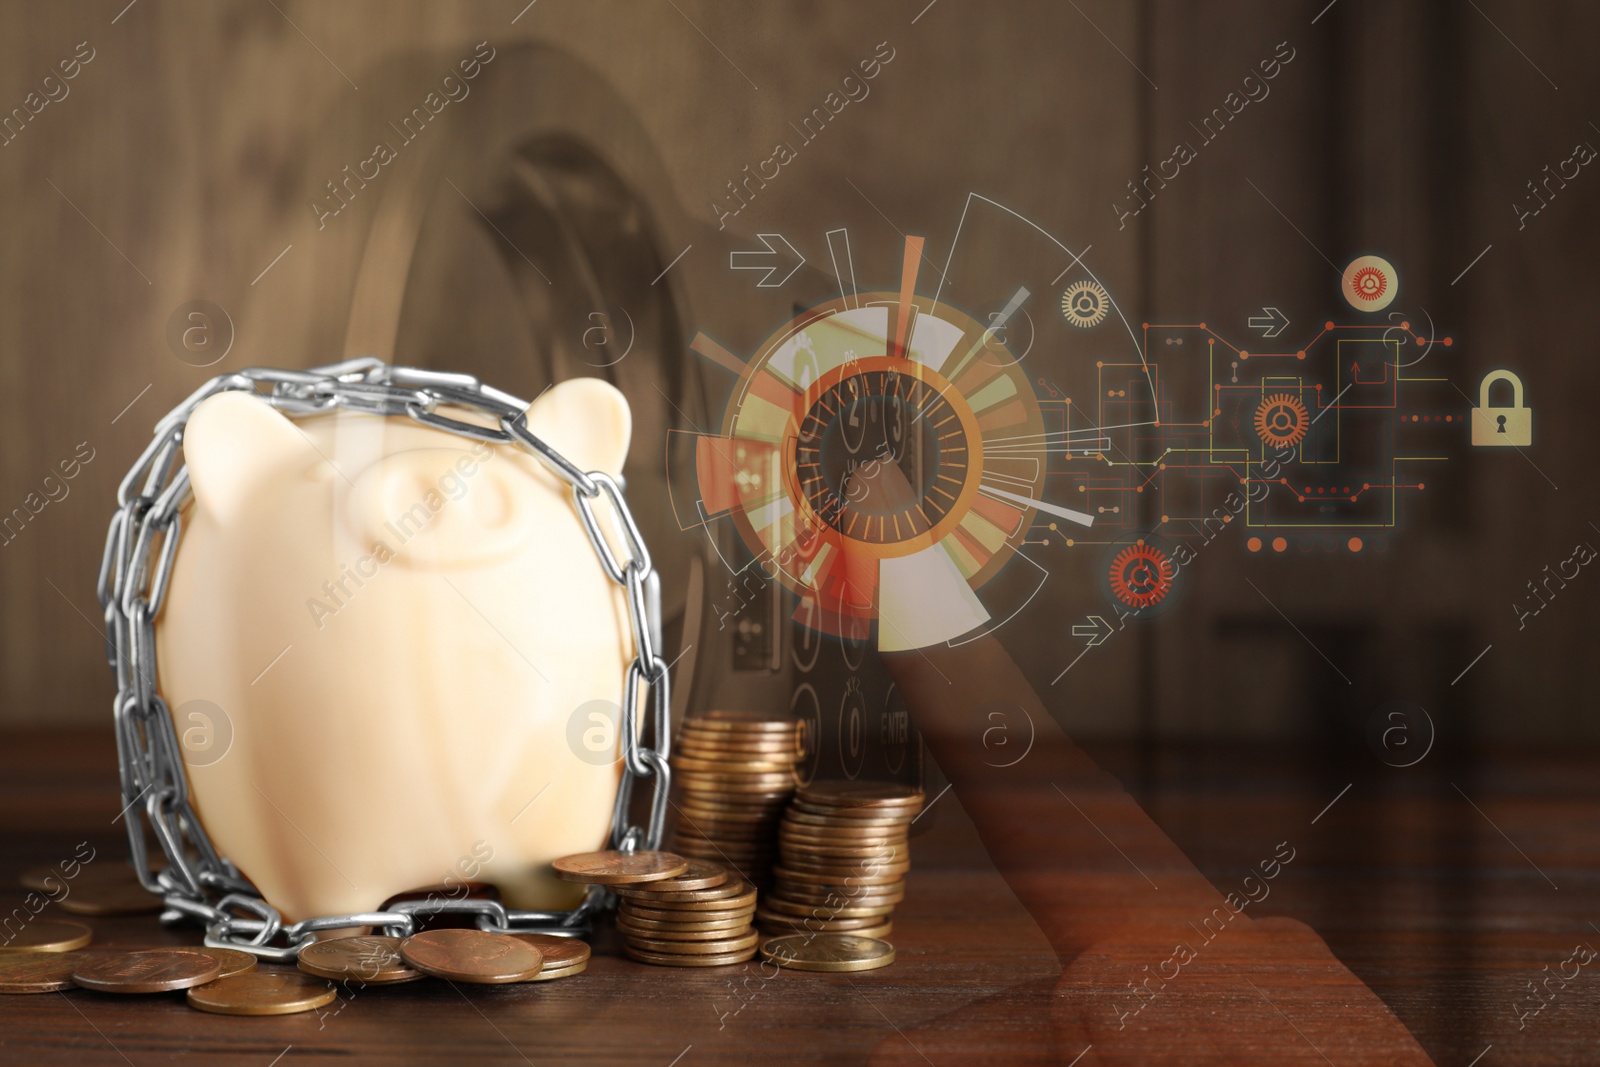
(676, 776), (796, 794)
(762, 896), (895, 920)
(771, 885), (905, 908)
(0, 950), (87, 993)
(625, 930), (759, 956)
(399, 929), (544, 984)
(187, 970), (339, 1016)
(73, 949), (222, 993)
(780, 828), (909, 847)
(552, 850), (689, 885)
(678, 737), (799, 755)
(624, 943), (757, 967)
(194, 947), (259, 980)
(673, 755), (795, 774)
(760, 933), (896, 972)
(297, 935), (422, 984)
(0, 920), (93, 954)
(509, 934), (591, 972)
(617, 878), (754, 905)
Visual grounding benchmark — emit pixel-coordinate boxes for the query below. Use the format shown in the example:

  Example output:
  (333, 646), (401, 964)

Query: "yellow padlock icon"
(1471, 370), (1532, 447)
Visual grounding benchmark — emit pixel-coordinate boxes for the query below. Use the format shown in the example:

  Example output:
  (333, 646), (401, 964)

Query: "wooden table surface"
(1, 729), (1596, 1066)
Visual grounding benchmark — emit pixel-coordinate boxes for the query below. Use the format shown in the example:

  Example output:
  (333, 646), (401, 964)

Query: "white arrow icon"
(730, 234), (806, 288)
(1248, 306), (1290, 338)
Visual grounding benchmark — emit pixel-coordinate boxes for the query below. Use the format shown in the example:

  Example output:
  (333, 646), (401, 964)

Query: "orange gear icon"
(1254, 393), (1310, 449)
(1108, 543), (1174, 610)
(1351, 265), (1387, 301)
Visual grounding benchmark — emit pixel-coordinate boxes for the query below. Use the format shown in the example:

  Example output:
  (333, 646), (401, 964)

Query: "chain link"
(99, 359), (671, 959)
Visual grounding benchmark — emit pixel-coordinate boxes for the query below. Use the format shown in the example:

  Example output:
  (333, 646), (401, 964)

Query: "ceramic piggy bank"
(155, 379), (633, 923)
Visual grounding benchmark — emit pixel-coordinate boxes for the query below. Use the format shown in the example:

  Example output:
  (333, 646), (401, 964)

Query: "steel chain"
(99, 358), (668, 961)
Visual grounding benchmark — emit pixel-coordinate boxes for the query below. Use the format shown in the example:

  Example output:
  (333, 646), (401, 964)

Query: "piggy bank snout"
(346, 449), (535, 568)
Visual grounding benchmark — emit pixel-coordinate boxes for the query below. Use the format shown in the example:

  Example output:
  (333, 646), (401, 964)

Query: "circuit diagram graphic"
(669, 194), (1478, 649)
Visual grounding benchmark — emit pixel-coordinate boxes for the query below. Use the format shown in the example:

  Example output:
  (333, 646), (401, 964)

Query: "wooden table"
(1, 730), (1595, 1065)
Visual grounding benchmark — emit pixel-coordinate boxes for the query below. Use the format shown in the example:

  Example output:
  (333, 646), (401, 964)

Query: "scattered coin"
(0, 951), (87, 993)
(760, 933), (896, 972)
(187, 970), (339, 1016)
(0, 920), (93, 954)
(19, 864), (160, 916)
(399, 929), (544, 984)
(298, 936), (421, 985)
(552, 850), (689, 885)
(616, 878), (755, 907)
(511, 934), (590, 981)
(194, 947), (259, 980)
(73, 949), (221, 993)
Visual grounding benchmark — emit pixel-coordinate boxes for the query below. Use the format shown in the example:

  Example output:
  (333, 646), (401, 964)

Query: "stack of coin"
(670, 710), (803, 887)
(613, 859), (759, 967)
(758, 780), (923, 941)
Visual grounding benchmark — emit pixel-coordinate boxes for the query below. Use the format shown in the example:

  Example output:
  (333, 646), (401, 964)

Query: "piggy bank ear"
(521, 378), (631, 478)
(184, 392), (309, 523)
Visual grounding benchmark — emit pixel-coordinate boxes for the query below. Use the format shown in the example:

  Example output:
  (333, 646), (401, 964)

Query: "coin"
(399, 929), (544, 984)
(798, 781), (924, 808)
(617, 878), (754, 905)
(615, 858), (728, 893)
(624, 930), (759, 955)
(298, 935), (422, 985)
(0, 951), (87, 993)
(691, 710), (798, 730)
(195, 947), (259, 980)
(771, 865), (906, 887)
(616, 910), (753, 932)
(755, 909), (893, 933)
(761, 933), (896, 972)
(672, 754), (795, 773)
(187, 970), (339, 1016)
(621, 904), (755, 925)
(624, 943), (757, 967)
(552, 850), (689, 885)
(510, 934), (591, 977)
(20, 865), (160, 917)
(0, 920), (93, 954)
(762, 896), (896, 920)
(771, 885), (905, 908)
(73, 949), (222, 993)
(621, 883), (757, 911)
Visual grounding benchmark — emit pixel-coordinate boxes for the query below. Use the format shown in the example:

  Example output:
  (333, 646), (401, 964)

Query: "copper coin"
(672, 754), (795, 774)
(187, 970), (338, 1015)
(688, 711), (798, 730)
(620, 883), (758, 911)
(20, 864), (160, 916)
(756, 908), (893, 932)
(678, 738), (799, 755)
(0, 920), (93, 954)
(552, 850), (688, 885)
(617, 878), (753, 905)
(625, 930), (758, 955)
(799, 781), (923, 807)
(194, 947), (259, 980)
(73, 949), (221, 993)
(510, 934), (591, 973)
(616, 907), (753, 930)
(780, 828), (909, 847)
(614, 858), (728, 893)
(674, 793), (790, 813)
(616, 919), (753, 941)
(772, 866), (905, 887)
(621, 904), (755, 925)
(0, 950), (87, 993)
(772, 884), (905, 907)
(624, 944), (757, 967)
(676, 771), (796, 789)
(762, 896), (895, 920)
(760, 933), (896, 972)
(298, 935), (421, 984)
(399, 929), (543, 984)
(525, 962), (587, 981)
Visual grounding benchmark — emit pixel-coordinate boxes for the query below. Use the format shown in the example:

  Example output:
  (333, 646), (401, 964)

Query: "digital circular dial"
(792, 358), (980, 555)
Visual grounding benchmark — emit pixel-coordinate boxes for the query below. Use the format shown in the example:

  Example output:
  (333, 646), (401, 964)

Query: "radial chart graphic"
(682, 284), (1060, 650)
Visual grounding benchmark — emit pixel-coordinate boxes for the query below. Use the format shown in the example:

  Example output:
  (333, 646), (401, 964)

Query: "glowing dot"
(1078, 486), (1086, 492)
(1272, 537), (1287, 552)
(1223, 514), (1232, 523)
(1325, 321), (1335, 330)
(1445, 415), (1452, 422)
(1348, 537), (1363, 552)
(1296, 351), (1307, 361)
(1247, 537), (1262, 552)
(1136, 486), (1144, 493)
(1400, 321), (1410, 331)
(1414, 334), (1426, 345)
(1141, 322), (1149, 329)
(1161, 515), (1169, 523)
(1442, 337), (1453, 347)
(1199, 323), (1207, 329)
(1363, 483), (1370, 490)
(1066, 539), (1074, 547)
(1240, 351), (1250, 359)
(1418, 482), (1425, 490)
(1096, 360), (1105, 367)
(1049, 523), (1057, 531)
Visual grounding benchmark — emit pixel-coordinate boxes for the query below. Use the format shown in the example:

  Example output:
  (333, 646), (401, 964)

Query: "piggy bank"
(155, 379), (633, 923)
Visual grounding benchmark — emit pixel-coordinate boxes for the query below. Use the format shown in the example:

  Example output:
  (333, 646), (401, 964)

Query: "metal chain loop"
(98, 359), (668, 958)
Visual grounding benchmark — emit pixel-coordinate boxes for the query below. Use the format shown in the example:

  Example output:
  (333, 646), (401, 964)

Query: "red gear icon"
(1108, 542), (1174, 610)
(1351, 265), (1387, 301)
(1254, 393), (1310, 449)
